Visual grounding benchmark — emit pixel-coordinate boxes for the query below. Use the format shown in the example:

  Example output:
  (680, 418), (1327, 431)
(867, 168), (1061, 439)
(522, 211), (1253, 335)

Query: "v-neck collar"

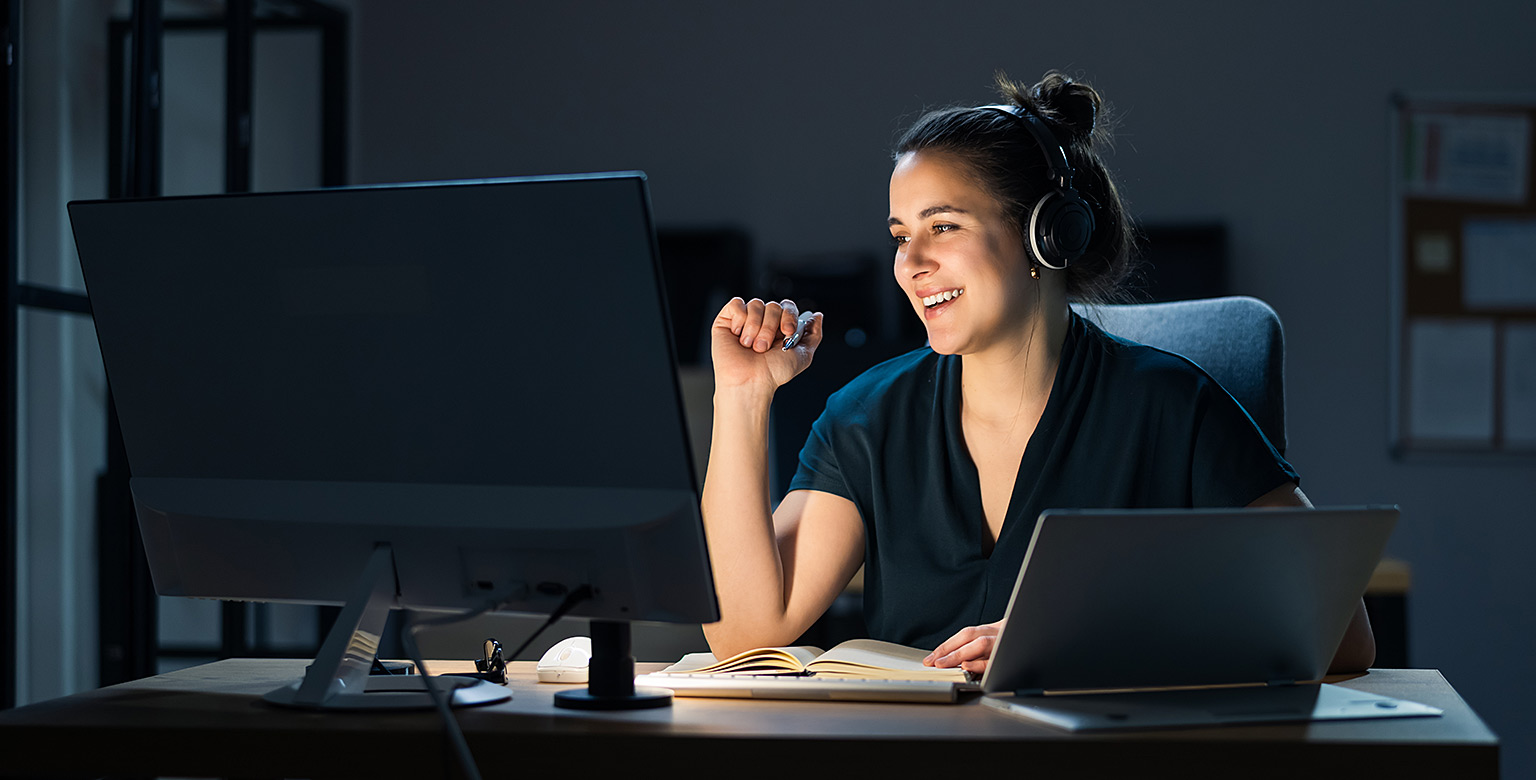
(939, 313), (1082, 560)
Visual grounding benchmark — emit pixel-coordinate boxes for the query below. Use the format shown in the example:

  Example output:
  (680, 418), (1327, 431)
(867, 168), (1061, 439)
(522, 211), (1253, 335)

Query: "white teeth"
(923, 288), (964, 308)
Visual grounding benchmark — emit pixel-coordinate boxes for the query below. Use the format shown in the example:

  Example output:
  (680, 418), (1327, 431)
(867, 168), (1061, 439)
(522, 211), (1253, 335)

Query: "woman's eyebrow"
(887, 205), (970, 226)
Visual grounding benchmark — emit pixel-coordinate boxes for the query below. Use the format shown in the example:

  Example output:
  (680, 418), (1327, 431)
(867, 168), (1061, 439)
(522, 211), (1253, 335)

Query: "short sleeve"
(786, 405), (856, 501)
(1190, 381), (1299, 507)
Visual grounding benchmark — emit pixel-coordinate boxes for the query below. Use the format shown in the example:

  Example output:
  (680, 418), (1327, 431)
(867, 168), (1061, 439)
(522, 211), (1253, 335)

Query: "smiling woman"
(697, 71), (1373, 676)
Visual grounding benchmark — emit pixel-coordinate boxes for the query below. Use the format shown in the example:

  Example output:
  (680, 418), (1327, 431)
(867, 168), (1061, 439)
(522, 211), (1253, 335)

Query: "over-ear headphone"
(982, 104), (1096, 270)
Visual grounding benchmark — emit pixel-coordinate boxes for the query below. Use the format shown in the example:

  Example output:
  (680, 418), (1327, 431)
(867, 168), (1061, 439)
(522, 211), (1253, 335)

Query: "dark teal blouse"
(787, 313), (1298, 650)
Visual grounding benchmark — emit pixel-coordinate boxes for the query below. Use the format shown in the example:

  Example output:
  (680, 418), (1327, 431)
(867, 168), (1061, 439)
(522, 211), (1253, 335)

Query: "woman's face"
(888, 151), (1035, 356)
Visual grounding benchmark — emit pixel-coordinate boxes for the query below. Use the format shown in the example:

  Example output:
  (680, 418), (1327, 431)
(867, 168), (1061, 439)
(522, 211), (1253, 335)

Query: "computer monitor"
(68, 172), (719, 710)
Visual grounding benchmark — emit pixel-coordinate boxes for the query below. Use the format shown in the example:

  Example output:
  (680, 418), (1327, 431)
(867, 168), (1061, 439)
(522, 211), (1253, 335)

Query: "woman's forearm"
(1327, 599), (1376, 674)
(699, 384), (794, 656)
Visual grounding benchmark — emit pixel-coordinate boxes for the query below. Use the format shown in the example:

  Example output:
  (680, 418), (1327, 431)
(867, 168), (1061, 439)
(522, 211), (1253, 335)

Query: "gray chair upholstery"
(1071, 296), (1287, 455)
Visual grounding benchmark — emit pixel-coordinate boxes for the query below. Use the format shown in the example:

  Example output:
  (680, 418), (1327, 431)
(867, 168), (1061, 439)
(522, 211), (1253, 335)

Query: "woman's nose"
(895, 238), (936, 280)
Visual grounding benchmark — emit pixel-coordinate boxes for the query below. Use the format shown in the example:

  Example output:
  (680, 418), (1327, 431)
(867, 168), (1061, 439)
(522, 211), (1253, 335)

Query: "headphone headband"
(981, 104), (1074, 190)
(978, 103), (1095, 270)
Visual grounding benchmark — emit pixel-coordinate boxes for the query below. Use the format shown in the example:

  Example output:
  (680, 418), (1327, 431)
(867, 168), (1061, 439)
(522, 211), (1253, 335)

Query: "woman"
(700, 71), (1374, 674)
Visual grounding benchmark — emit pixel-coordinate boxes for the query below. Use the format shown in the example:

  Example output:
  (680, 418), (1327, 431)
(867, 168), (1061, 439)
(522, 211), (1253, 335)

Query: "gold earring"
(1030, 262), (1040, 280)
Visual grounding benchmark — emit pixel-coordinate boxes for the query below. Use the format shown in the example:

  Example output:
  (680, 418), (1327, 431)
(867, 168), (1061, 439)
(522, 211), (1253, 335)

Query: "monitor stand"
(263, 544), (510, 711)
(553, 620), (673, 710)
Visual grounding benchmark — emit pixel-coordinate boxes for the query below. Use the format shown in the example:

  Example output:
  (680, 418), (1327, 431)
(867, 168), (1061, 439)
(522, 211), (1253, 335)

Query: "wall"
(353, 1), (1530, 776)
(15, 0), (113, 705)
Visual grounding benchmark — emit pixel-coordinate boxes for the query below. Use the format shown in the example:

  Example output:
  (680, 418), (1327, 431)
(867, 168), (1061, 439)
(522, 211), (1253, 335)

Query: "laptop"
(977, 506), (1442, 729)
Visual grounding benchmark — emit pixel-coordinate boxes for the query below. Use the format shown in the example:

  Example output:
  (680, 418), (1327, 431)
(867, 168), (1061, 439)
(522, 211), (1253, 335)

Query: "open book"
(651, 638), (969, 682)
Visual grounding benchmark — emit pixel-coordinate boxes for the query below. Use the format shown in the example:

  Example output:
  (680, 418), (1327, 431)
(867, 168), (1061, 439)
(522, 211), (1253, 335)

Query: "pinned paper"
(1408, 319), (1495, 443)
(1462, 218), (1536, 310)
(1403, 112), (1530, 203)
(1504, 323), (1536, 448)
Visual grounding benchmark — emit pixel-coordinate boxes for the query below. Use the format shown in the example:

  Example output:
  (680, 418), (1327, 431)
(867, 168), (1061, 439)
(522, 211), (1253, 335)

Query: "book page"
(806, 639), (968, 681)
(655, 646), (824, 675)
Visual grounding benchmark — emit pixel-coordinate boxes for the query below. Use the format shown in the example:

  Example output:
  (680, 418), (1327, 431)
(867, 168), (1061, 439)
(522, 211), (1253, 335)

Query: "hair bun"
(995, 70), (1103, 145)
(1033, 72), (1099, 142)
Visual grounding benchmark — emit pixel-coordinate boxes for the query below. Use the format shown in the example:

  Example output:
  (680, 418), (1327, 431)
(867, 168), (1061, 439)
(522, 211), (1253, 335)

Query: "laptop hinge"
(1266, 678), (1298, 687)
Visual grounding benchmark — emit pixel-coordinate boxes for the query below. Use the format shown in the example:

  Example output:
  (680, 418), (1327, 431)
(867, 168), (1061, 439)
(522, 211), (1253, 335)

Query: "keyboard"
(633, 672), (980, 704)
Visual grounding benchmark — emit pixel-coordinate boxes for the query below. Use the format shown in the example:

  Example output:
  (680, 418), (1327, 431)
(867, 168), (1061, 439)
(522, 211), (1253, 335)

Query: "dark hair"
(894, 71), (1137, 304)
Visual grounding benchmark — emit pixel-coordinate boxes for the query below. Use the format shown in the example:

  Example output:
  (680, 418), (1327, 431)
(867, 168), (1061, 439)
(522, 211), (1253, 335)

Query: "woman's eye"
(932, 223), (957, 234)
(890, 234), (910, 247)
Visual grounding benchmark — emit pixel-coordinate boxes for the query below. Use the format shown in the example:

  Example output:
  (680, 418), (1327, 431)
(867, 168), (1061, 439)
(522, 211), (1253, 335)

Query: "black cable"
(401, 585), (596, 780)
(506, 585), (593, 662)
(403, 609), (487, 780)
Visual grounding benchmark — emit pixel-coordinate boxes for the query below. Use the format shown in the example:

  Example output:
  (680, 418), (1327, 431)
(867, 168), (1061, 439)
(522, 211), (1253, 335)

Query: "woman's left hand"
(923, 620), (1005, 674)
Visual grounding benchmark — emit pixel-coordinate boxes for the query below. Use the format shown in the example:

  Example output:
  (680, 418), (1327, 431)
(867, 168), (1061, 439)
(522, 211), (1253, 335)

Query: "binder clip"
(473, 638), (508, 685)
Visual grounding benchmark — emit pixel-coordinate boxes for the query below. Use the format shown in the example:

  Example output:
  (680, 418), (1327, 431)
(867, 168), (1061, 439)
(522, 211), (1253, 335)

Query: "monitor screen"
(69, 173), (719, 708)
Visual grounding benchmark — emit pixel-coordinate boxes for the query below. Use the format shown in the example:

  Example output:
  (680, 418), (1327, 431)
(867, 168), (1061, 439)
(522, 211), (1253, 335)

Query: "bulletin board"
(1390, 96), (1536, 456)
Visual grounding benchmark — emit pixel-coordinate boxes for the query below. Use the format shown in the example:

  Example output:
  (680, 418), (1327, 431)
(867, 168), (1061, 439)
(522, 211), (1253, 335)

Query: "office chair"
(1072, 296), (1287, 455)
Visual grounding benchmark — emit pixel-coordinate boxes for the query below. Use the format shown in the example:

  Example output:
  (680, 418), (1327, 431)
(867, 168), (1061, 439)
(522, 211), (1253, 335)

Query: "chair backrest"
(1071, 296), (1287, 455)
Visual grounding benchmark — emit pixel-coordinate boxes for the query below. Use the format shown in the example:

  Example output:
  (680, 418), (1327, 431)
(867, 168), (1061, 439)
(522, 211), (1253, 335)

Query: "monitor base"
(553, 620), (671, 710)
(261, 545), (512, 711)
(264, 674), (510, 711)
(553, 686), (672, 710)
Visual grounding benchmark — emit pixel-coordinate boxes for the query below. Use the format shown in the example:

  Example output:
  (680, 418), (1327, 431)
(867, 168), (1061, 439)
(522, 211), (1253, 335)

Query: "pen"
(782, 311), (816, 351)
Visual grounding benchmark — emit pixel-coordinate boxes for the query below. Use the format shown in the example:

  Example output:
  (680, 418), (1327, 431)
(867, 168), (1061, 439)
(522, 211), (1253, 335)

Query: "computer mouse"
(536, 636), (592, 684)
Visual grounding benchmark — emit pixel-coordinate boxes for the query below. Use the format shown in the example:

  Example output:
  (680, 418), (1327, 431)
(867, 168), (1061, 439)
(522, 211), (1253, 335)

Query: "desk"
(0, 661), (1497, 780)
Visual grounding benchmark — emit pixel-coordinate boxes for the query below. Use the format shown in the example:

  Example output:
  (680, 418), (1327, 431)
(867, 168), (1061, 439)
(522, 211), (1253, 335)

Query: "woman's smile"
(921, 287), (965, 309)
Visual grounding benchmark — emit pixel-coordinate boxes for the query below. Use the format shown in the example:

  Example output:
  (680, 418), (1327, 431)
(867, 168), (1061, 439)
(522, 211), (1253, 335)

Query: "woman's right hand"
(710, 297), (823, 391)
(923, 620), (1005, 674)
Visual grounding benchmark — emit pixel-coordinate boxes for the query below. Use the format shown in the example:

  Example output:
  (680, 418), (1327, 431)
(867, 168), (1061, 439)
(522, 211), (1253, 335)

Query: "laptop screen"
(980, 506), (1396, 694)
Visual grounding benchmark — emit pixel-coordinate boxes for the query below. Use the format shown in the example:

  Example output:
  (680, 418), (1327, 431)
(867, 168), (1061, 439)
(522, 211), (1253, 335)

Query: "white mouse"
(536, 636), (592, 684)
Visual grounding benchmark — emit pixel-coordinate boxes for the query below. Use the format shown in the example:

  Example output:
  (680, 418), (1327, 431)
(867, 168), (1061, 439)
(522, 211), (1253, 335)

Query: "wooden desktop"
(0, 659), (1498, 779)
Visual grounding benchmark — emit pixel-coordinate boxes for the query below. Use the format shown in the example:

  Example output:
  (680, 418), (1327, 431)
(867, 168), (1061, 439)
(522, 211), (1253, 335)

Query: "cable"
(505, 585), (593, 662)
(400, 585), (595, 780)
(403, 611), (484, 780)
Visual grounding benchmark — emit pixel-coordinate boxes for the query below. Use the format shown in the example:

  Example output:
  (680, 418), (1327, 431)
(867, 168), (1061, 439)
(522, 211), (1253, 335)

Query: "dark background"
(11, 2), (1535, 778)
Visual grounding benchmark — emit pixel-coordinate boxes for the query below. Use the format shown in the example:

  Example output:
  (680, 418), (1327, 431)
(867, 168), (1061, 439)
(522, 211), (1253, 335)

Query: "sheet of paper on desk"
(1408, 318), (1495, 443)
(980, 683), (1444, 732)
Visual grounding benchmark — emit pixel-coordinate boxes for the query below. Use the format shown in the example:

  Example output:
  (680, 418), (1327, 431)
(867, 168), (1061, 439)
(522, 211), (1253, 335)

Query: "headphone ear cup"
(1029, 189), (1096, 270)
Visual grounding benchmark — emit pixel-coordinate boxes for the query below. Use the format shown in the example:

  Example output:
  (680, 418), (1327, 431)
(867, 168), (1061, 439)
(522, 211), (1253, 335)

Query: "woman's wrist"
(713, 380), (777, 410)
